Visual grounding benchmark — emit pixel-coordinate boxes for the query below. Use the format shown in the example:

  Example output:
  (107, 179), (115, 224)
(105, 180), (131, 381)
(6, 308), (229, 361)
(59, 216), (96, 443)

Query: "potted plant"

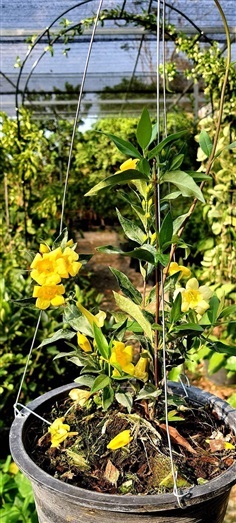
(9, 106), (236, 522)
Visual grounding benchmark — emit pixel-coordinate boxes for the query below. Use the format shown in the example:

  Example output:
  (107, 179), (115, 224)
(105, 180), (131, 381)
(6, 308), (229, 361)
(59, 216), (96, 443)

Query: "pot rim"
(9, 381), (236, 511)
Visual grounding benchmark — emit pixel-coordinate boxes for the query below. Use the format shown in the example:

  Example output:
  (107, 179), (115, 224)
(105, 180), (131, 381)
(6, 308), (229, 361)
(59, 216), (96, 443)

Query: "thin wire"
(14, 311), (42, 417)
(13, 0), (104, 420)
(162, 0), (167, 139)
(14, 403), (50, 425)
(157, 0), (183, 508)
(59, 0), (104, 235)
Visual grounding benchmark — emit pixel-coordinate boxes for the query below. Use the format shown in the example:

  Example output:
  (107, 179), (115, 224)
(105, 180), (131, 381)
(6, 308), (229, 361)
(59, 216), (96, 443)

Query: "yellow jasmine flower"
(69, 388), (90, 407)
(115, 158), (139, 173)
(30, 247), (65, 285)
(48, 417), (78, 448)
(33, 284), (65, 310)
(134, 356), (149, 382)
(60, 247), (82, 278)
(167, 262), (191, 280)
(77, 302), (106, 327)
(77, 332), (92, 352)
(109, 341), (134, 376)
(107, 429), (133, 450)
(176, 278), (213, 315)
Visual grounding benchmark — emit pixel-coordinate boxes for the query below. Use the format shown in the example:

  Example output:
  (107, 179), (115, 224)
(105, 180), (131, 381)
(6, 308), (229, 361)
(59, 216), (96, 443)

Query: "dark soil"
(27, 389), (236, 496)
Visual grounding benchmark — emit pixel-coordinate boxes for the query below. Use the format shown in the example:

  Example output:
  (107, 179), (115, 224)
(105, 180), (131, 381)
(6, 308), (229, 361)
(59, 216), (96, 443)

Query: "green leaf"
(115, 392), (133, 413)
(173, 213), (188, 235)
(85, 170), (148, 196)
(136, 383), (161, 400)
(161, 191), (181, 201)
(162, 170), (205, 203)
(136, 108), (152, 149)
(207, 352), (226, 375)
(207, 340), (236, 356)
(170, 293), (182, 323)
(110, 267), (142, 305)
(169, 154), (184, 170)
(187, 171), (211, 181)
(116, 208), (145, 244)
(199, 130), (213, 158)
(137, 158), (151, 177)
(74, 375), (95, 387)
(93, 323), (110, 359)
(219, 304), (236, 319)
(13, 297), (36, 307)
(159, 212), (173, 250)
(97, 244), (156, 264)
(172, 324), (204, 333)
(99, 131), (142, 158)
(148, 130), (187, 160)
(102, 385), (114, 410)
(38, 329), (75, 348)
(90, 374), (111, 394)
(113, 292), (153, 340)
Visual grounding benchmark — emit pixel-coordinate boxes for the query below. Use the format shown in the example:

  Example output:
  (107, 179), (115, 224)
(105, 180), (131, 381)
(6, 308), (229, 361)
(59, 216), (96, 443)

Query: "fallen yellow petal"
(69, 388), (90, 406)
(107, 429), (133, 450)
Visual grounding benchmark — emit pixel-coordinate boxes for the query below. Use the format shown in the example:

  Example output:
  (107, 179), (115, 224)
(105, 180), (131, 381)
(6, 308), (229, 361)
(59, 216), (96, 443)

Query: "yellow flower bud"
(39, 243), (50, 254)
(77, 332), (92, 352)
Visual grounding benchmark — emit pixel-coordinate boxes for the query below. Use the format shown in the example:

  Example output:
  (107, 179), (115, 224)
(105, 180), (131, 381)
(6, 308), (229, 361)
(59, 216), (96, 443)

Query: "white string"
(59, 0), (104, 235)
(13, 0), (104, 420)
(157, 0), (185, 508)
(14, 311), (42, 417)
(14, 403), (50, 425)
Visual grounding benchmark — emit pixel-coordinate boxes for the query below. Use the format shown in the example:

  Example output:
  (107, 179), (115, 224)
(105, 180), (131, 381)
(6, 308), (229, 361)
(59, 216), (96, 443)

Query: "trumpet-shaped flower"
(48, 417), (78, 448)
(60, 246), (82, 277)
(115, 158), (139, 173)
(176, 278), (213, 315)
(69, 388), (91, 407)
(107, 429), (133, 450)
(77, 332), (92, 352)
(109, 341), (134, 376)
(33, 284), (65, 309)
(30, 247), (65, 285)
(77, 302), (106, 327)
(167, 262), (191, 280)
(134, 356), (149, 382)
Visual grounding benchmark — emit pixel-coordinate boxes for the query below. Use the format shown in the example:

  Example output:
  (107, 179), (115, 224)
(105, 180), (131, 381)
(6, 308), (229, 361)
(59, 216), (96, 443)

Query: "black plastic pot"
(10, 382), (236, 523)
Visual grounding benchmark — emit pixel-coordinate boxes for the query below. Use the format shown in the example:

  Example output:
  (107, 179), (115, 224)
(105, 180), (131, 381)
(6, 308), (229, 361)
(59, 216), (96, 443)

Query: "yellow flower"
(176, 278), (213, 315)
(115, 158), (139, 173)
(30, 248), (64, 285)
(77, 332), (92, 352)
(48, 417), (78, 448)
(107, 429), (133, 450)
(33, 284), (65, 309)
(168, 262), (191, 280)
(134, 356), (148, 382)
(109, 341), (134, 376)
(69, 388), (90, 407)
(77, 302), (106, 327)
(9, 462), (19, 475)
(39, 243), (50, 254)
(60, 246), (82, 278)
